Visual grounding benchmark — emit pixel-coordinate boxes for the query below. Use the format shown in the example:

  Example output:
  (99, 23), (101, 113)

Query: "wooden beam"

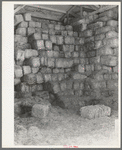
(66, 12), (69, 24)
(30, 11), (59, 21)
(80, 6), (83, 17)
(70, 5), (117, 25)
(60, 5), (77, 21)
(26, 4), (66, 14)
(14, 5), (26, 14)
(89, 5), (98, 10)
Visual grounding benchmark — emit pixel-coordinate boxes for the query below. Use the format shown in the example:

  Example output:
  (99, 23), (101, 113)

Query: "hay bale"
(80, 105), (111, 119)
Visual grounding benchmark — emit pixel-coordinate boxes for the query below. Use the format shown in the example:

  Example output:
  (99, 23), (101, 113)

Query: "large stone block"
(49, 29), (55, 35)
(42, 34), (49, 40)
(64, 36), (75, 44)
(107, 20), (118, 27)
(58, 73), (65, 81)
(106, 31), (118, 39)
(84, 36), (94, 43)
(76, 64), (85, 73)
(102, 66), (112, 73)
(35, 22), (41, 28)
(106, 80), (118, 89)
(45, 40), (52, 50)
(61, 31), (67, 36)
(83, 29), (93, 37)
(101, 55), (118, 66)
(86, 51), (96, 57)
(14, 35), (28, 45)
(104, 73), (111, 80)
(14, 78), (21, 85)
(17, 21), (28, 28)
(22, 66), (31, 75)
(94, 40), (103, 49)
(89, 56), (100, 64)
(14, 14), (24, 25)
(60, 81), (67, 91)
(50, 35), (56, 43)
(85, 64), (94, 72)
(28, 33), (41, 43)
(24, 57), (40, 67)
(15, 82), (30, 93)
(95, 33), (105, 41)
(23, 13), (31, 21)
(80, 105), (111, 119)
(99, 8), (118, 19)
(15, 49), (25, 62)
(73, 58), (80, 64)
(96, 46), (113, 56)
(95, 26), (115, 35)
(73, 81), (80, 90)
(14, 65), (23, 78)
(16, 28), (26, 36)
(36, 73), (44, 83)
(51, 74), (58, 82)
(55, 24), (61, 30)
(87, 22), (104, 30)
(72, 52), (79, 58)
(44, 74), (52, 82)
(53, 51), (60, 57)
(24, 49), (33, 59)
(47, 58), (55, 68)
(65, 25), (73, 31)
(29, 21), (36, 28)
(56, 36), (64, 45)
(72, 73), (87, 80)
(27, 28), (35, 36)
(21, 73), (36, 84)
(103, 37), (118, 48)
(32, 40), (45, 50)
(52, 82), (61, 93)
(67, 31), (73, 36)
(32, 103), (50, 119)
(113, 66), (118, 73)
(65, 52), (72, 58)
(48, 24), (55, 29)
(31, 67), (39, 74)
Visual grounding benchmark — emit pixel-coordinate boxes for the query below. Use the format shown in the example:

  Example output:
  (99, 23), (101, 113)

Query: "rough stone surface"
(80, 105), (111, 119)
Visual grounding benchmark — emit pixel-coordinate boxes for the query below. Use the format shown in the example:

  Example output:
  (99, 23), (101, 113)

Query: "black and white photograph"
(2, 1), (121, 148)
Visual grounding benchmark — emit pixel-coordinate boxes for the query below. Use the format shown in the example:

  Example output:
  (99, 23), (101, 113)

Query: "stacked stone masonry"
(14, 7), (118, 110)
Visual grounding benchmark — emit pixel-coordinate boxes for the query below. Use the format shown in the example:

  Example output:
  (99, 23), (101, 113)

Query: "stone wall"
(14, 6), (118, 110)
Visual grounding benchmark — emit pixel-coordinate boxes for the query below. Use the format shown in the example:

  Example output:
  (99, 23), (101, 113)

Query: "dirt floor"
(14, 106), (119, 147)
